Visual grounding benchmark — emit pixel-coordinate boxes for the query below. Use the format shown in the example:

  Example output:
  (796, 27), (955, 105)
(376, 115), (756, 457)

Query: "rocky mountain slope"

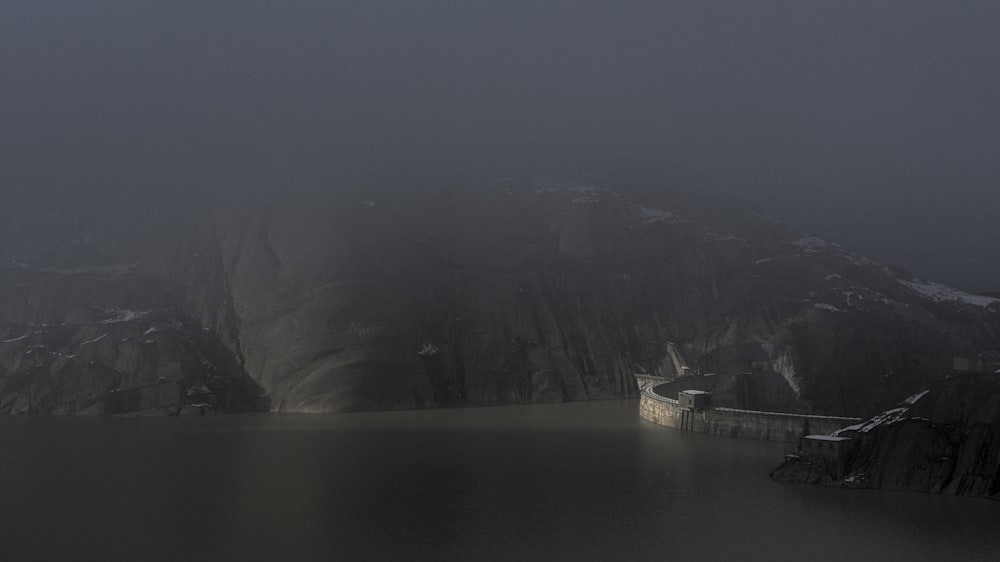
(2, 179), (997, 415)
(773, 373), (1000, 500)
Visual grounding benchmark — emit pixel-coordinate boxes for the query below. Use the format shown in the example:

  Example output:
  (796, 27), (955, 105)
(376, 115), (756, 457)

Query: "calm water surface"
(1, 400), (997, 561)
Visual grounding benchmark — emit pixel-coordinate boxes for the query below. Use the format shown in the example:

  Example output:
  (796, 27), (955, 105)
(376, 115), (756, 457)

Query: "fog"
(2, 1), (998, 290)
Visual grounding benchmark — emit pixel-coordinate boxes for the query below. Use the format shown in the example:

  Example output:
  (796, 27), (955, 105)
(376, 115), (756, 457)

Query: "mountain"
(2, 179), (997, 415)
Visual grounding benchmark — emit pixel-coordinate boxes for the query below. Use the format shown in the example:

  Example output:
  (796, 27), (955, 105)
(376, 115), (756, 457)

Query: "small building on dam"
(678, 389), (711, 411)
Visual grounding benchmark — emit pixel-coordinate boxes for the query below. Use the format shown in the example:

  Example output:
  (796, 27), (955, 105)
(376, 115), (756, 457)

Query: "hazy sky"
(2, 1), (998, 290)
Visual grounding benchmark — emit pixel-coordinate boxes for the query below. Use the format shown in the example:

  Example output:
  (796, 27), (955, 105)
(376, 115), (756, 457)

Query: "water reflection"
(0, 401), (996, 561)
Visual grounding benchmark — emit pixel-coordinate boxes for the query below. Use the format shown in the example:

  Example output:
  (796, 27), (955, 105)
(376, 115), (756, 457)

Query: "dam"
(636, 375), (861, 442)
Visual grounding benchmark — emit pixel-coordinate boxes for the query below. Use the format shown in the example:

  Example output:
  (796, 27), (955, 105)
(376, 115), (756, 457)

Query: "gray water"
(1, 400), (996, 561)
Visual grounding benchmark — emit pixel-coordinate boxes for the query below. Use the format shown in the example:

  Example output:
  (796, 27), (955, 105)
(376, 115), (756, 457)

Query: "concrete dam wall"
(639, 381), (860, 443)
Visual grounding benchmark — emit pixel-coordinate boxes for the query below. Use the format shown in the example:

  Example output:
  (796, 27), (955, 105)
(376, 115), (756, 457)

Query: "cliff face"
(775, 374), (1000, 500)
(0, 268), (267, 415)
(2, 180), (998, 414)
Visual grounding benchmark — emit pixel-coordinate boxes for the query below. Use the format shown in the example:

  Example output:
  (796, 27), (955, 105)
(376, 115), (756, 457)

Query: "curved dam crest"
(637, 376), (860, 442)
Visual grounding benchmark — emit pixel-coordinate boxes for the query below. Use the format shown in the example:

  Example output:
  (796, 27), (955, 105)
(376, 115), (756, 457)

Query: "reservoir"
(1, 400), (997, 561)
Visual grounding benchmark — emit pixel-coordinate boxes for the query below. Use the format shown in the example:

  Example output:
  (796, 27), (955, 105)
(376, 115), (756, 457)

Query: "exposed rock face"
(770, 456), (833, 485)
(2, 180), (998, 414)
(774, 374), (1000, 500)
(0, 268), (267, 415)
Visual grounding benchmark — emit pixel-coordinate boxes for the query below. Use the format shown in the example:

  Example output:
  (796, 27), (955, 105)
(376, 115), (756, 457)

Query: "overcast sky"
(2, 1), (998, 291)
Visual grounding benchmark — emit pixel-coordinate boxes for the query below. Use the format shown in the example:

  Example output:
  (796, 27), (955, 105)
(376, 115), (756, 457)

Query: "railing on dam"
(713, 406), (860, 423)
(638, 380), (861, 443)
(641, 384), (677, 404)
(634, 374), (670, 391)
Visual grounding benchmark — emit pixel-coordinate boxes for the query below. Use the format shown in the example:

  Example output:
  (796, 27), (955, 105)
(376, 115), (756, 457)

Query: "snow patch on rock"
(903, 389), (930, 405)
(834, 390), (931, 435)
(835, 407), (909, 435)
(897, 278), (999, 308)
(793, 235), (873, 266)
(417, 343), (440, 357)
(704, 232), (745, 243)
(534, 179), (603, 195)
(98, 309), (151, 324)
(80, 333), (108, 345)
(1, 331), (39, 344)
(630, 204), (688, 226)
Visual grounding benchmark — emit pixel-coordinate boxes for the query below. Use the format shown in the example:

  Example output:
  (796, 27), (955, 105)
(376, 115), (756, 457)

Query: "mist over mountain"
(3, 1), (1000, 292)
(2, 177), (997, 416)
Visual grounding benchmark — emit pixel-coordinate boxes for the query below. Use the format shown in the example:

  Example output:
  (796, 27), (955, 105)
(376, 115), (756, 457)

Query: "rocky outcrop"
(0, 268), (267, 415)
(2, 179), (998, 414)
(773, 374), (1000, 500)
(770, 456), (835, 485)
